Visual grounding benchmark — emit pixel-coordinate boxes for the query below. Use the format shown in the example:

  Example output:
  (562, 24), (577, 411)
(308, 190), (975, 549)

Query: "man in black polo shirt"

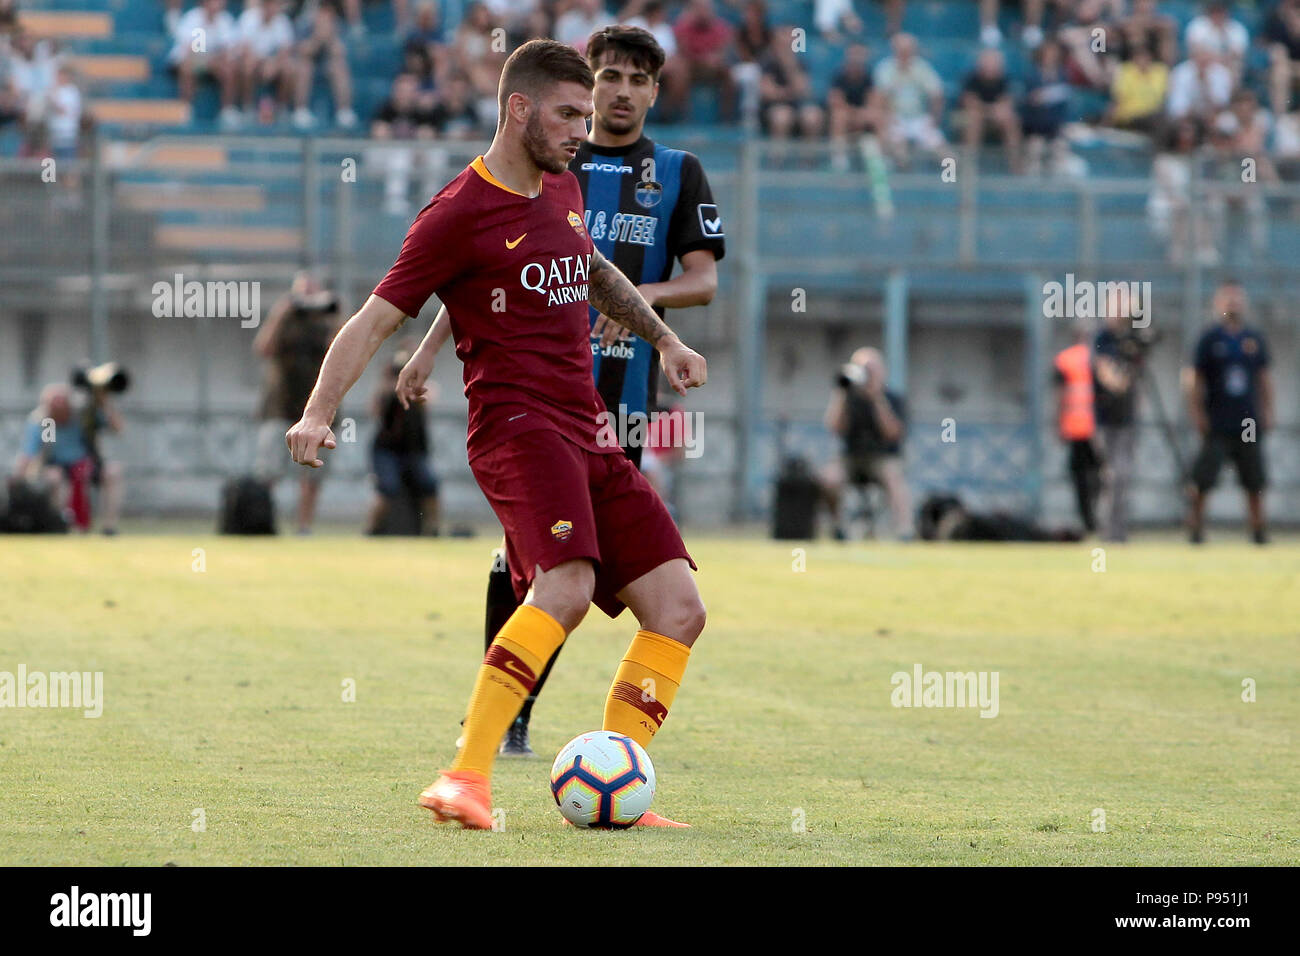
(1186, 280), (1275, 544)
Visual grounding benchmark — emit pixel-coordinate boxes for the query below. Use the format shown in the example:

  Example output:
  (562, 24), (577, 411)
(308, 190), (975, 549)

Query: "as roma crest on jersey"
(567, 210), (586, 239)
(1242, 336), (1259, 356)
(551, 519), (574, 541)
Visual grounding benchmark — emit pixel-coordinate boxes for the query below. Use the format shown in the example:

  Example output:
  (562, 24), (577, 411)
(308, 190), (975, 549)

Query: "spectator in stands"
(452, 2), (506, 127)
(1148, 117), (1217, 264)
(236, 0), (295, 125)
(169, 0), (240, 127)
(45, 64), (81, 161)
(1021, 38), (1073, 174)
(371, 70), (436, 140)
(163, 0), (183, 37)
(1209, 88), (1273, 252)
(9, 29), (61, 152)
(671, 0), (737, 122)
(0, 0), (17, 40)
(1057, 0), (1115, 91)
(1107, 41), (1168, 134)
(828, 42), (881, 171)
(367, 343), (439, 536)
(483, 0), (542, 39)
(728, 0), (770, 127)
(873, 32), (947, 169)
(1167, 40), (1233, 123)
(557, 0), (609, 51)
(403, 1), (447, 84)
(821, 347), (912, 540)
(813, 0), (865, 43)
(1185, 1), (1248, 81)
(622, 1), (685, 118)
(758, 24), (824, 141)
(1274, 100), (1300, 179)
(292, 0), (357, 129)
(980, 0), (1094, 50)
(1116, 0), (1177, 67)
(960, 47), (1022, 173)
(1266, 0), (1300, 115)
(0, 51), (18, 132)
(430, 72), (483, 138)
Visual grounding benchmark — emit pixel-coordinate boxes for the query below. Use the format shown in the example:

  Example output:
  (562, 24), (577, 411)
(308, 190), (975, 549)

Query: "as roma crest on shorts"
(567, 210), (586, 239)
(550, 519), (574, 541)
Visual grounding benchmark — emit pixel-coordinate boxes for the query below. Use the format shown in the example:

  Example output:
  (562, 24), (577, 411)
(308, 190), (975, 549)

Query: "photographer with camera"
(253, 271), (342, 534)
(11, 370), (125, 534)
(1093, 297), (1144, 543)
(366, 341), (440, 536)
(821, 347), (911, 539)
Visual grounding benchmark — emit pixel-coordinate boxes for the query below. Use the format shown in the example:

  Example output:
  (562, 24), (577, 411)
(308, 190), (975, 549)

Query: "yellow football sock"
(603, 630), (691, 748)
(452, 603), (566, 777)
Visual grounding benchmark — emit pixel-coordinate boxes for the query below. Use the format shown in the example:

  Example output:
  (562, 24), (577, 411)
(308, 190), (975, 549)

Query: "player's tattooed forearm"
(589, 251), (674, 346)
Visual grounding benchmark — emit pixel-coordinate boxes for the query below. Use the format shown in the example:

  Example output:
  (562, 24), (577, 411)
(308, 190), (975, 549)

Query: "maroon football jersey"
(373, 156), (619, 461)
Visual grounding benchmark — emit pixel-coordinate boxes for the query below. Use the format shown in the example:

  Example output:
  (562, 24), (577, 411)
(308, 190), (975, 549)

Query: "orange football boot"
(418, 770), (494, 830)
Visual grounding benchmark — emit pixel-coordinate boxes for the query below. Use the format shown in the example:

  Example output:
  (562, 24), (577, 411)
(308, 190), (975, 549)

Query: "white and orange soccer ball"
(550, 731), (656, 828)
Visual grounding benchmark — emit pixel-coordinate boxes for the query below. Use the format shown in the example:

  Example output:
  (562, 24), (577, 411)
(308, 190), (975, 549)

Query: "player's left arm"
(639, 249), (718, 310)
(588, 248), (706, 395)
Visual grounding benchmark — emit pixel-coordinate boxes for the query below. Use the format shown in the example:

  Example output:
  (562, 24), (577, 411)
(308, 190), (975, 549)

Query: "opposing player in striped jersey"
(398, 26), (725, 756)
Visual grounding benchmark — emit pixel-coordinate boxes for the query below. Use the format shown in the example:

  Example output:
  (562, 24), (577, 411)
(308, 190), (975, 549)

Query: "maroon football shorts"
(469, 427), (696, 618)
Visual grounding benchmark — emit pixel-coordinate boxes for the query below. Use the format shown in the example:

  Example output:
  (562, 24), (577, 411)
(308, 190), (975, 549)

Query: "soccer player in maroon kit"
(286, 39), (708, 829)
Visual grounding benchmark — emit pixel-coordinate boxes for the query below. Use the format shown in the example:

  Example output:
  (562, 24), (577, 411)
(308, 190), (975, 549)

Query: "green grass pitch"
(1, 533), (1295, 865)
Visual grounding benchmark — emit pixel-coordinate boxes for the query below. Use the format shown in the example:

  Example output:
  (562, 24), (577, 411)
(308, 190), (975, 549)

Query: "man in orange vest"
(1054, 326), (1101, 534)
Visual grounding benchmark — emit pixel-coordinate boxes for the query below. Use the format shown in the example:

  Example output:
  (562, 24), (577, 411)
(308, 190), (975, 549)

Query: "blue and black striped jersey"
(569, 135), (725, 427)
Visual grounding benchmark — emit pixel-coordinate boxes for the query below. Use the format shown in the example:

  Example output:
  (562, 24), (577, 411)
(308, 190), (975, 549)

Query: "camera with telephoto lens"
(836, 362), (869, 390)
(72, 361), (130, 394)
(1117, 325), (1161, 362)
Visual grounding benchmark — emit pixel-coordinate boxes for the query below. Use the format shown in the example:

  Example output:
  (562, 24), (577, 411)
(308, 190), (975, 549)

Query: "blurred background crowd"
(3, 0), (1300, 180)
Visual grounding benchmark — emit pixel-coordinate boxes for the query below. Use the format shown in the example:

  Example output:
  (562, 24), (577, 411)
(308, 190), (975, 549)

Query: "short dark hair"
(498, 38), (595, 126)
(586, 24), (667, 79)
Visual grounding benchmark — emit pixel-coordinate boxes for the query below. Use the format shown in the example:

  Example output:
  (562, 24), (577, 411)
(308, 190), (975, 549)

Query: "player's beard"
(523, 113), (571, 175)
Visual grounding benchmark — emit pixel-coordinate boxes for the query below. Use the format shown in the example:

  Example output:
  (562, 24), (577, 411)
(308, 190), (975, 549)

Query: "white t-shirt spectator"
(1166, 58), (1232, 118)
(10, 39), (59, 102)
(873, 56), (944, 120)
(815, 0), (856, 36)
(624, 15), (677, 58)
(1274, 112), (1300, 158)
(169, 6), (238, 65)
(555, 8), (607, 51)
(47, 80), (81, 148)
(238, 7), (294, 59)
(1185, 14), (1249, 61)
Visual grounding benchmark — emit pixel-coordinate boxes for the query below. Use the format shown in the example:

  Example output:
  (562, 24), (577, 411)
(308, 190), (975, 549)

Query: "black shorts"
(1192, 432), (1266, 493)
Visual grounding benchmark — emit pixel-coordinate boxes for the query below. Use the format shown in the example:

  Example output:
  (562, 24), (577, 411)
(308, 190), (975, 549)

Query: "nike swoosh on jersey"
(505, 233), (527, 249)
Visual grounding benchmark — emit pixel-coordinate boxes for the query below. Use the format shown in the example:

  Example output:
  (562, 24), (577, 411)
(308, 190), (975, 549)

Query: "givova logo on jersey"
(520, 253), (591, 306)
